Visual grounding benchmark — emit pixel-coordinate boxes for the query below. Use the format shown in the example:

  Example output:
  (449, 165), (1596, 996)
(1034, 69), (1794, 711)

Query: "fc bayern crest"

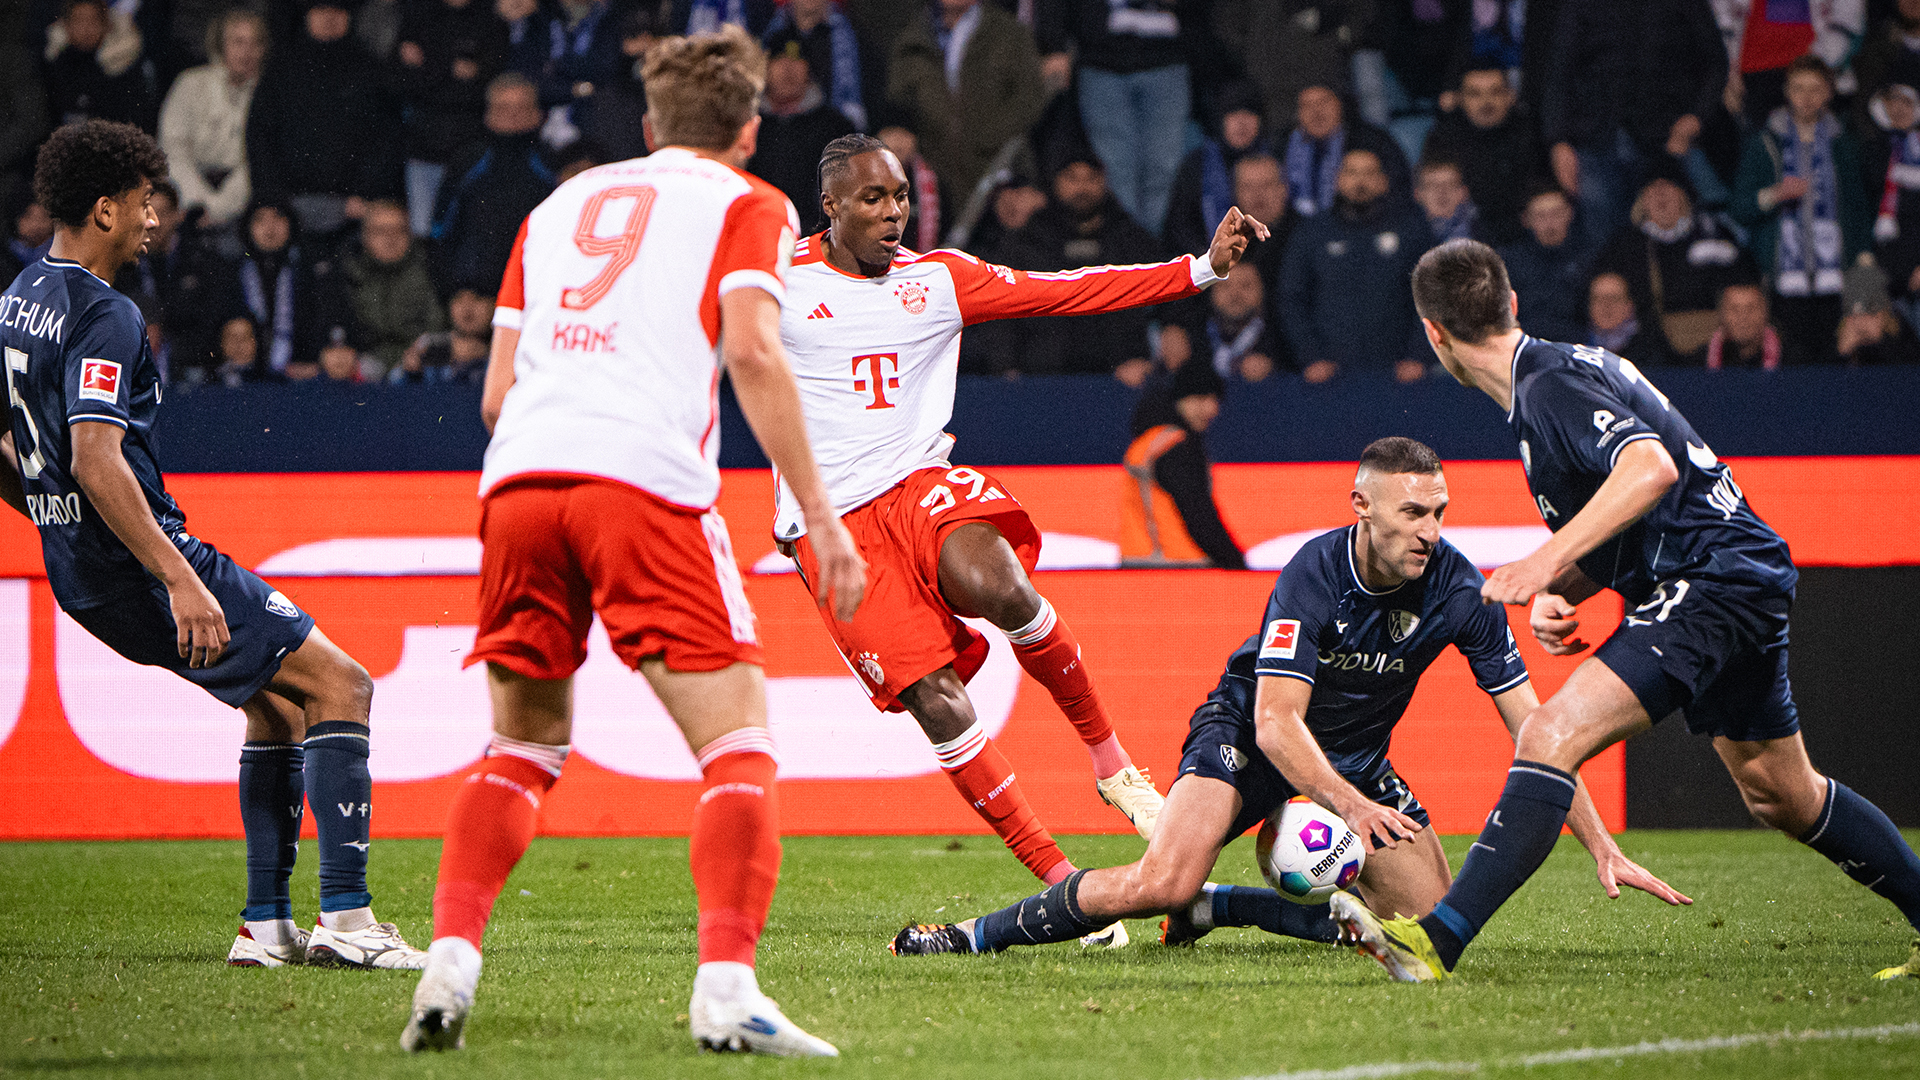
(895, 282), (928, 314)
(1388, 610), (1420, 642)
(856, 651), (885, 687)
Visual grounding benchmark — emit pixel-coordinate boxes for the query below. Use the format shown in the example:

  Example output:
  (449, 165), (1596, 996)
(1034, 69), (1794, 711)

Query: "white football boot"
(689, 962), (838, 1057)
(307, 919), (428, 970)
(1095, 766), (1164, 841)
(400, 938), (482, 1052)
(226, 922), (310, 967)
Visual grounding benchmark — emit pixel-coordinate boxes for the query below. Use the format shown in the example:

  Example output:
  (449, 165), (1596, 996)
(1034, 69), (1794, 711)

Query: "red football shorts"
(468, 473), (764, 679)
(790, 464), (1040, 712)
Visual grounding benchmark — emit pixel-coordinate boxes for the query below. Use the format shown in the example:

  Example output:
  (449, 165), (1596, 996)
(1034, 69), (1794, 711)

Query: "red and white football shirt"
(772, 238), (1218, 538)
(483, 148), (800, 509)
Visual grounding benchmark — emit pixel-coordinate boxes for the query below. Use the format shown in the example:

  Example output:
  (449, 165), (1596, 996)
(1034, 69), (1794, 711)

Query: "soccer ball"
(1255, 796), (1365, 904)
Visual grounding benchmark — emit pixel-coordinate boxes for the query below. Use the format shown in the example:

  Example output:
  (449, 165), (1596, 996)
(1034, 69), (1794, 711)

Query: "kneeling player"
(0, 121), (421, 968)
(891, 439), (1684, 957)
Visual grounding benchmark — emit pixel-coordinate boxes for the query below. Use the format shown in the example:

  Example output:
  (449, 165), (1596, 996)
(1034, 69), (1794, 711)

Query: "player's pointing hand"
(1208, 206), (1270, 279)
(807, 513), (868, 623)
(170, 577), (230, 668)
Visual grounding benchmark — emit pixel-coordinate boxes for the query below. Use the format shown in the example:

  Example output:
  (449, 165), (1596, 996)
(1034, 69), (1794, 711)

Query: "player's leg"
(1716, 733), (1920, 975)
(894, 772), (1234, 955)
(1355, 826), (1452, 920)
(898, 667), (1078, 885)
(228, 691), (310, 966)
(936, 519), (1163, 837)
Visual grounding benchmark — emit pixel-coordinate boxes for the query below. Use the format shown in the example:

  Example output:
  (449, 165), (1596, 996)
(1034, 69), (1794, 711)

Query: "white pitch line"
(1236, 1022), (1920, 1080)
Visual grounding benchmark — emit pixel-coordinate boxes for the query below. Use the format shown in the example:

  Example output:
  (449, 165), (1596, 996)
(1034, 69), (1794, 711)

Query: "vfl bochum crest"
(1388, 610), (1420, 643)
(265, 591), (301, 619)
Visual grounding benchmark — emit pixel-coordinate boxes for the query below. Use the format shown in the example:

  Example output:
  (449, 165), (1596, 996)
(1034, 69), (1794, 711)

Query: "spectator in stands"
(1233, 1), (1368, 132)
(1164, 82), (1270, 259)
(392, 285), (493, 383)
(0, 46), (49, 204)
(1352, 0), (1462, 159)
(247, 0), (403, 240)
(955, 171), (1047, 375)
(1421, 65), (1541, 245)
(1836, 263), (1920, 364)
(218, 198), (347, 380)
(1865, 84), (1920, 305)
(993, 148), (1165, 376)
(213, 315), (262, 386)
(763, 0), (866, 130)
(344, 200), (445, 379)
(42, 0), (158, 131)
(1279, 146), (1432, 384)
(1733, 54), (1871, 365)
(318, 329), (371, 382)
(1854, 0), (1920, 118)
(1719, 0), (1865, 124)
(1584, 270), (1672, 363)
(1160, 262), (1286, 384)
(357, 0), (405, 62)
(1282, 83), (1411, 218)
(1444, 0), (1562, 121)
(536, 0), (626, 146)
(1690, 280), (1803, 367)
(750, 42), (855, 226)
(113, 180), (188, 328)
(159, 8), (265, 230)
(2, 199), (54, 286)
(1499, 185), (1589, 342)
(887, 0), (1047, 208)
(877, 123), (945, 252)
(496, 0), (550, 81)
(1415, 159), (1481, 243)
(576, 6), (659, 164)
(433, 73), (557, 296)
(1593, 165), (1754, 358)
(1035, 0), (1191, 234)
(393, 0), (509, 236)
(1228, 151), (1295, 300)
(1122, 360), (1244, 570)
(671, 0), (776, 37)
(1541, 0), (1727, 252)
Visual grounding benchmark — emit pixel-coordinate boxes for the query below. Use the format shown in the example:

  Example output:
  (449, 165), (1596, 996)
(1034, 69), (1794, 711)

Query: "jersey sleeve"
(63, 300), (145, 428)
(1447, 564), (1530, 695)
(492, 217), (529, 331)
(711, 185), (800, 305)
(1250, 558), (1332, 686)
(1520, 368), (1661, 475)
(935, 249), (1217, 326)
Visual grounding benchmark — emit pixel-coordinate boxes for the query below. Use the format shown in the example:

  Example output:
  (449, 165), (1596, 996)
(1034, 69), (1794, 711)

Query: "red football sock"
(1006, 599), (1130, 774)
(690, 729), (783, 967)
(431, 747), (562, 949)
(933, 722), (1072, 883)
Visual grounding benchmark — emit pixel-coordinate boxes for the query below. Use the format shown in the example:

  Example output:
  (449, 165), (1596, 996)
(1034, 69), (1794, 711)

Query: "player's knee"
(1126, 859), (1205, 913)
(326, 656), (375, 719)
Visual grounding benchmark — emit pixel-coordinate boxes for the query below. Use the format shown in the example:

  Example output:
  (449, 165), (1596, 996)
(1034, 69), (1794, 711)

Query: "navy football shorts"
(1177, 702), (1430, 844)
(66, 534), (316, 708)
(1594, 574), (1799, 742)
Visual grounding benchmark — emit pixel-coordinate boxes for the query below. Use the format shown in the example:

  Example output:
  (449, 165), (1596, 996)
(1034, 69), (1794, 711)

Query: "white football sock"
(693, 960), (760, 1003)
(244, 918), (298, 946)
(319, 906), (376, 932)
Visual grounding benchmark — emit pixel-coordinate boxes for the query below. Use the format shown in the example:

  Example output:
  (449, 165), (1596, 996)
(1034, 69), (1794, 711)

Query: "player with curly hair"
(1, 120), (426, 969)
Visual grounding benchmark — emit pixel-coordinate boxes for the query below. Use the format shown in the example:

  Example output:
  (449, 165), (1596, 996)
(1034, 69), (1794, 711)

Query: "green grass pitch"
(2, 831), (1916, 1079)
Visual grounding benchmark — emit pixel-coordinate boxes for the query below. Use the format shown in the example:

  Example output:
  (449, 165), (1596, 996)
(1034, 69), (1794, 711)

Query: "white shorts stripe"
(700, 510), (759, 645)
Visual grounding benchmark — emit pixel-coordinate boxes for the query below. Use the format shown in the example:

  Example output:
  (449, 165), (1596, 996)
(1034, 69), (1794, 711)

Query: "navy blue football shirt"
(1, 256), (185, 609)
(1204, 526), (1529, 776)
(1507, 336), (1796, 605)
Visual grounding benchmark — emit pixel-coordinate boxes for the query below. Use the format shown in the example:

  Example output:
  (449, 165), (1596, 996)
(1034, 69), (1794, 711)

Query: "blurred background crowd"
(7, 0), (1920, 394)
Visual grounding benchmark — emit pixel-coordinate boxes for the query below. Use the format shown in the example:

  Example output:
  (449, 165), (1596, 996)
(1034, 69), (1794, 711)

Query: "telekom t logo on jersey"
(852, 353), (900, 410)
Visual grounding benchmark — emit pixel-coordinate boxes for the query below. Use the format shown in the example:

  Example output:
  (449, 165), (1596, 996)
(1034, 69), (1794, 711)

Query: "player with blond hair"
(400, 26), (865, 1057)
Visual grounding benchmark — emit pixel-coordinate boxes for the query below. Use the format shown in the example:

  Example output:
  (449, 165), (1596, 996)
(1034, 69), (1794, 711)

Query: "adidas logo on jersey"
(806, 304), (834, 320)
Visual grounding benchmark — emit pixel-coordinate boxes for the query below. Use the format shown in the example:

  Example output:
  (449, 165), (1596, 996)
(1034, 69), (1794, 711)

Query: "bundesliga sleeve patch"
(1259, 618), (1300, 660)
(78, 359), (121, 403)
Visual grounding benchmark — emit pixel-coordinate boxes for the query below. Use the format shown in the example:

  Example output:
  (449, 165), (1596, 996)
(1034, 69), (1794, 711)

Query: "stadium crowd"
(8, 0), (1920, 385)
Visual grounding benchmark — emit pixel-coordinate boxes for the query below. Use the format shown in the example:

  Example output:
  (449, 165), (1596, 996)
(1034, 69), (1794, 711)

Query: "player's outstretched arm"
(0, 432), (30, 518)
(69, 420), (229, 668)
(1254, 673), (1422, 851)
(1483, 439), (1678, 605)
(1491, 684), (1692, 905)
(1206, 206), (1270, 279)
(719, 287), (867, 622)
(479, 327), (519, 434)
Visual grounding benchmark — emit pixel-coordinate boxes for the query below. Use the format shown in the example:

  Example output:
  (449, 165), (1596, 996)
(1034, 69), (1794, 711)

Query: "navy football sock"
(1799, 779), (1920, 932)
(971, 870), (1103, 952)
(238, 743), (305, 921)
(1211, 885), (1340, 944)
(303, 721), (373, 913)
(1420, 760), (1577, 970)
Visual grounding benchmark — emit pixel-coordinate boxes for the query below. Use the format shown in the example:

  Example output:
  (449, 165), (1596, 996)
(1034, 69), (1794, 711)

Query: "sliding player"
(0, 121), (422, 969)
(890, 439), (1683, 957)
(400, 29), (865, 1056)
(774, 134), (1265, 891)
(1330, 239), (1920, 982)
